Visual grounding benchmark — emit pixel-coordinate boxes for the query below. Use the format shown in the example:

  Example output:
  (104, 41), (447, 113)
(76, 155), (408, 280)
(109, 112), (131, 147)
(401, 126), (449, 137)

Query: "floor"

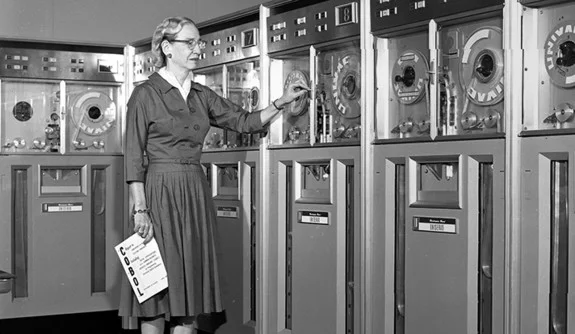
(0, 311), (211, 334)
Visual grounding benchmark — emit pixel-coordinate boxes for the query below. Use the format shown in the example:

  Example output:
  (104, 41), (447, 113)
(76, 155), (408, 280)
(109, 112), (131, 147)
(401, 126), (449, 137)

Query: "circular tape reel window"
(392, 50), (429, 105)
(70, 90), (117, 136)
(283, 70), (310, 116)
(331, 52), (361, 119)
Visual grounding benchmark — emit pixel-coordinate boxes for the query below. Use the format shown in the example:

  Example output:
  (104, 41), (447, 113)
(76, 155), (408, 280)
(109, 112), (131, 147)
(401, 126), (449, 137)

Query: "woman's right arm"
(125, 87), (153, 242)
(130, 181), (154, 243)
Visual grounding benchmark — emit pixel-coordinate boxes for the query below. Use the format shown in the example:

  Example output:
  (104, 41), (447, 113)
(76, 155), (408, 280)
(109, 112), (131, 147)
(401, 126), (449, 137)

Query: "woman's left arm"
(205, 82), (310, 132)
(259, 82), (309, 125)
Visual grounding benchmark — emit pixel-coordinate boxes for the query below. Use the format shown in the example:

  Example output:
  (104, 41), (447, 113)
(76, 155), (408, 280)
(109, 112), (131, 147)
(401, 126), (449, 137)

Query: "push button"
(193, 124), (200, 130)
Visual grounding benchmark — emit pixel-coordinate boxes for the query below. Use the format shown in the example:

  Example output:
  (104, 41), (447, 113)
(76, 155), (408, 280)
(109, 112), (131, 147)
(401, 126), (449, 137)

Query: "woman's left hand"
(277, 81), (311, 106)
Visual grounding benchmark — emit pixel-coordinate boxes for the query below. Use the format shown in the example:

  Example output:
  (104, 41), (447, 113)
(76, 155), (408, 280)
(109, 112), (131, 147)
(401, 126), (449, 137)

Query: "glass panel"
(250, 166), (257, 322)
(226, 60), (261, 148)
(1, 80), (61, 153)
(550, 161), (568, 334)
(66, 83), (122, 153)
(203, 163), (212, 188)
(316, 41), (361, 143)
(12, 168), (28, 298)
(379, 32), (430, 139)
(40, 167), (82, 194)
(91, 167), (106, 293)
(270, 50), (311, 145)
(300, 162), (330, 201)
(479, 163), (493, 334)
(346, 165), (355, 334)
(416, 161), (459, 208)
(395, 164), (406, 334)
(285, 165), (293, 329)
(216, 165), (238, 197)
(522, 4), (575, 131)
(438, 18), (504, 136)
(195, 67), (226, 150)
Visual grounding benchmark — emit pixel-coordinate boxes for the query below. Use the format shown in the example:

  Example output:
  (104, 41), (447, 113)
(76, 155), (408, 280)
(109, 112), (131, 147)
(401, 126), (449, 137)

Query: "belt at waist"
(149, 158), (200, 165)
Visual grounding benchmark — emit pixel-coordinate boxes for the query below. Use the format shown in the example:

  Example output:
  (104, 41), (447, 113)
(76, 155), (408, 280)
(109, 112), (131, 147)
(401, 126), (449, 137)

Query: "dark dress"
(120, 72), (263, 322)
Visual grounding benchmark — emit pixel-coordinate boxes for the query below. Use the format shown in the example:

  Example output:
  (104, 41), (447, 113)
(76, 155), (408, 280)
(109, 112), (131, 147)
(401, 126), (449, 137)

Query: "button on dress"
(120, 72), (263, 320)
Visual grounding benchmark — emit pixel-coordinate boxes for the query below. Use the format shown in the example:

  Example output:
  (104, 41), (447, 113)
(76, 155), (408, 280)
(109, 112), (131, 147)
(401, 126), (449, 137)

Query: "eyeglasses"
(169, 38), (207, 50)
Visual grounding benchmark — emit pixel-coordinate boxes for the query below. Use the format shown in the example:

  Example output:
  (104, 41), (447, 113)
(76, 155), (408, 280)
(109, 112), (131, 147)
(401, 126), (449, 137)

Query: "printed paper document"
(115, 234), (168, 303)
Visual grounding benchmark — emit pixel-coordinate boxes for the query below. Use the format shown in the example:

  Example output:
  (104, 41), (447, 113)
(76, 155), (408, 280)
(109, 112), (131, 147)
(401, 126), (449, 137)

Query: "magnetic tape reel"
(458, 27), (504, 132)
(246, 87), (260, 110)
(283, 70), (310, 116)
(391, 49), (430, 137)
(541, 20), (575, 127)
(246, 67), (261, 111)
(69, 90), (117, 149)
(392, 50), (429, 105)
(544, 21), (575, 89)
(331, 52), (361, 119)
(460, 27), (504, 106)
(282, 69), (311, 144)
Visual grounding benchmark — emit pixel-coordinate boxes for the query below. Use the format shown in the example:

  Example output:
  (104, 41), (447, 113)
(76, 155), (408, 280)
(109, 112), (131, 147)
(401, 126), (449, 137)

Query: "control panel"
(371, 0), (503, 32)
(267, 0), (360, 54)
(199, 20), (260, 68)
(133, 44), (155, 85)
(0, 46), (124, 83)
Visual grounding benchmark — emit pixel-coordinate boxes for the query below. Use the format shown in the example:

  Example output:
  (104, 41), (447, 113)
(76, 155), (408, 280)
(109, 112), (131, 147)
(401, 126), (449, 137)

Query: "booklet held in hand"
(115, 233), (168, 303)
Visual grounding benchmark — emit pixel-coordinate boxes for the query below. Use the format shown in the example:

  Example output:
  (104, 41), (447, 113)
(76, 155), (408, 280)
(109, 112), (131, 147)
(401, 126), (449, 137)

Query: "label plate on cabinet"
(299, 211), (329, 225)
(42, 202), (83, 213)
(413, 216), (457, 234)
(217, 206), (239, 218)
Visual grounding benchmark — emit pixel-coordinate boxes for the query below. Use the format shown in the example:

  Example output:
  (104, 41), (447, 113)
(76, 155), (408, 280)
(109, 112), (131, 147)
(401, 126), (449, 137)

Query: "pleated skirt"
(119, 162), (223, 319)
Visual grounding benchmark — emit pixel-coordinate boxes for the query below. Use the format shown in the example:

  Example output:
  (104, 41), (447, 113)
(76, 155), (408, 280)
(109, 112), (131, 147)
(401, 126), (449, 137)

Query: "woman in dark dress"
(120, 16), (308, 334)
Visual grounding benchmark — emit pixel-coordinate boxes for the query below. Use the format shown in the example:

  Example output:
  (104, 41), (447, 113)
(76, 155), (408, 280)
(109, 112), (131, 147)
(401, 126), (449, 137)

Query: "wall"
(0, 0), (264, 45)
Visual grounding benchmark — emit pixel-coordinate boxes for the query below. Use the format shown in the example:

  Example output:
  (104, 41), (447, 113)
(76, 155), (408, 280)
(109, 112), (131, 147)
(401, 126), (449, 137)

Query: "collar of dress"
(149, 70), (202, 97)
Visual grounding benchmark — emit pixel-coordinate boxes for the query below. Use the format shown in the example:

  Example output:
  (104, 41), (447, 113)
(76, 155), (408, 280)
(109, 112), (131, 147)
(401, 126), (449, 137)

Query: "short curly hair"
(151, 16), (196, 68)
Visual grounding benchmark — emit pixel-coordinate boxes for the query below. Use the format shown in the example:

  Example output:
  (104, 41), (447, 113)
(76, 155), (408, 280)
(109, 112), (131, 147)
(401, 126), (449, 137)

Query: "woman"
(120, 16), (309, 334)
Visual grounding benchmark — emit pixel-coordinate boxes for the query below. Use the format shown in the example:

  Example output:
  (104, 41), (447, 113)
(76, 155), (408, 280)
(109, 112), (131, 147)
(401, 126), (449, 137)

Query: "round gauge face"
(70, 91), (116, 136)
(13, 101), (33, 122)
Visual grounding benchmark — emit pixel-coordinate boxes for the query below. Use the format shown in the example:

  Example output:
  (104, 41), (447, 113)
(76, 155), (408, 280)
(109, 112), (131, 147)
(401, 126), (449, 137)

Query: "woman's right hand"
(133, 211), (154, 243)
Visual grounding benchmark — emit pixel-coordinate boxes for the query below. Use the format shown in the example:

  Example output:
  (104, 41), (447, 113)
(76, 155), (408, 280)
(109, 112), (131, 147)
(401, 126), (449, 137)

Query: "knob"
(73, 139), (87, 149)
(398, 120), (414, 134)
(288, 127), (301, 143)
(13, 138), (26, 149)
(33, 138), (47, 149)
(417, 120), (430, 133)
(92, 140), (105, 149)
(333, 124), (346, 138)
(344, 124), (361, 138)
(460, 111), (479, 130)
(554, 103), (574, 123)
(482, 109), (500, 128)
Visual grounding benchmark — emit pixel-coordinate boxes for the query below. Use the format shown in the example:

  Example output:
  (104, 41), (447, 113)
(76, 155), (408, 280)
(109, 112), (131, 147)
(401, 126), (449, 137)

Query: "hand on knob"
(276, 81), (311, 108)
